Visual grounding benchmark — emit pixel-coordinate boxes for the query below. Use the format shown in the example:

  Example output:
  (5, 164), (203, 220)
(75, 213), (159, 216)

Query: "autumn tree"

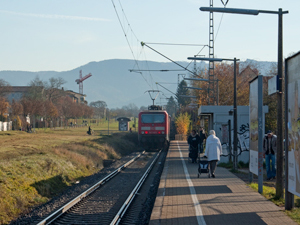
(61, 96), (77, 120)
(187, 63), (260, 106)
(27, 76), (46, 100)
(11, 99), (23, 129)
(0, 97), (10, 121)
(175, 112), (191, 135)
(81, 103), (94, 118)
(188, 69), (209, 106)
(263, 66), (278, 133)
(20, 98), (33, 119)
(46, 77), (66, 103)
(90, 100), (107, 119)
(27, 76), (66, 102)
(122, 103), (139, 117)
(44, 100), (58, 120)
(20, 97), (44, 129)
(110, 103), (140, 118)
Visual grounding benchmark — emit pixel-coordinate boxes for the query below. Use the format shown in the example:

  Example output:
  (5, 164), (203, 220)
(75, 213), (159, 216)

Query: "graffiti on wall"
(238, 123), (250, 152)
(219, 123), (249, 156)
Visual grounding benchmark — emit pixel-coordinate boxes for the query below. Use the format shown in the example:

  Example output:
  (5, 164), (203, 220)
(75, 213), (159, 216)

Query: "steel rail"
(37, 151), (145, 225)
(110, 150), (162, 225)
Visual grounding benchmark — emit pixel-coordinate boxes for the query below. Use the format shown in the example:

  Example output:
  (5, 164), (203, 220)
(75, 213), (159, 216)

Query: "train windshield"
(141, 114), (165, 123)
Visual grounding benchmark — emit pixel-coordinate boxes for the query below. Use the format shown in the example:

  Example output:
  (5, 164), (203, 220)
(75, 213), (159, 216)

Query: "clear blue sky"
(0, 0), (299, 72)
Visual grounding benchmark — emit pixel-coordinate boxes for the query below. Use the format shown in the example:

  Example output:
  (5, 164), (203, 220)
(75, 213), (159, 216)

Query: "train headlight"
(162, 131), (165, 134)
(141, 131), (144, 134)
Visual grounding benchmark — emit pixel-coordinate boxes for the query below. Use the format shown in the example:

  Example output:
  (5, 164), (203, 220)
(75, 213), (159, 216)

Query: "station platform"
(150, 141), (296, 225)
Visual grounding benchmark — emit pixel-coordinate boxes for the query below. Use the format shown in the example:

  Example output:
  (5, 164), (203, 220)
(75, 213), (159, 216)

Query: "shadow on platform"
(151, 212), (267, 225)
(164, 185), (232, 196)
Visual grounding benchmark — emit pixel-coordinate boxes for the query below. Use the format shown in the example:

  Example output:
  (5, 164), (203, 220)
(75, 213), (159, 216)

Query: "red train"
(138, 105), (170, 150)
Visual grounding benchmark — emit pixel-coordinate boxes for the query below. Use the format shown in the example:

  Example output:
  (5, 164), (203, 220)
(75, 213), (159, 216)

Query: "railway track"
(36, 150), (163, 225)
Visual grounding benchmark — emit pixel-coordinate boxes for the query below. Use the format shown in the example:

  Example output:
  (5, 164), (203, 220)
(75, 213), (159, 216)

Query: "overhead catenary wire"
(184, 45), (207, 71)
(111, 0), (152, 88)
(142, 49), (155, 89)
(156, 82), (177, 98)
(141, 42), (197, 76)
(143, 42), (208, 75)
(157, 82), (178, 84)
(144, 42), (208, 47)
(215, 0), (229, 42)
(215, 13), (224, 42)
(117, 0), (140, 41)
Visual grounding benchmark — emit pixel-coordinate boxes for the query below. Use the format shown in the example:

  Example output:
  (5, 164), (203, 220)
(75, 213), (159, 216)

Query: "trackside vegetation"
(0, 126), (139, 224)
(249, 183), (300, 224)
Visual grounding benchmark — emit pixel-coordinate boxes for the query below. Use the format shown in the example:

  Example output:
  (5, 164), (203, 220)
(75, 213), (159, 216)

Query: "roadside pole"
(258, 75), (263, 194)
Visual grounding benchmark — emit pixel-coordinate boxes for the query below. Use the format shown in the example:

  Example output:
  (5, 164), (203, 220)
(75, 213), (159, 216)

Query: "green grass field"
(0, 124), (139, 224)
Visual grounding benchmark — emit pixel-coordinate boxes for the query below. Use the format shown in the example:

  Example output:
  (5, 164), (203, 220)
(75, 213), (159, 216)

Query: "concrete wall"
(199, 105), (268, 163)
(0, 121), (13, 131)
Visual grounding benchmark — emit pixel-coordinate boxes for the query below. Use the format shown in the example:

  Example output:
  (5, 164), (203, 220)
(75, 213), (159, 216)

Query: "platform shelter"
(198, 105), (268, 163)
(117, 117), (131, 131)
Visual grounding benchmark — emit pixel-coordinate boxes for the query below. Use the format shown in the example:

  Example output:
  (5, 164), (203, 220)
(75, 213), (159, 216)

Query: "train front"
(138, 110), (169, 150)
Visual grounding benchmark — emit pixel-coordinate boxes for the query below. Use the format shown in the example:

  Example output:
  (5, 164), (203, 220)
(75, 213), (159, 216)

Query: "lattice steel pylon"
(208, 0), (216, 105)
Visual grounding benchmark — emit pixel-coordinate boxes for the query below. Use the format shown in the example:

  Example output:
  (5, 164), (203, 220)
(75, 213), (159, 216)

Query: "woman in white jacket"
(204, 130), (222, 178)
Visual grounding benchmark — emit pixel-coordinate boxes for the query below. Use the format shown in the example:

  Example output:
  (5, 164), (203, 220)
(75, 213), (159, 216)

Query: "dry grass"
(0, 126), (138, 224)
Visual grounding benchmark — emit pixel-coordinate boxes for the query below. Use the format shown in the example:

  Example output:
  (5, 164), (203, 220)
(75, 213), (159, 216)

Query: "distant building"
(2, 86), (30, 103)
(65, 90), (87, 104)
(239, 65), (259, 80)
(1, 86), (87, 104)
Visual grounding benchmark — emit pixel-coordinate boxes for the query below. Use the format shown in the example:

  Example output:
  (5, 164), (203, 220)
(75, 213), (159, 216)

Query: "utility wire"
(215, 13), (224, 43)
(156, 83), (177, 97)
(215, 0), (229, 42)
(144, 42), (208, 74)
(142, 42), (197, 76)
(115, 1), (156, 89)
(111, 0), (152, 88)
(185, 45), (207, 71)
(157, 82), (178, 84)
(143, 49), (155, 89)
(117, 0), (139, 41)
(145, 42), (208, 47)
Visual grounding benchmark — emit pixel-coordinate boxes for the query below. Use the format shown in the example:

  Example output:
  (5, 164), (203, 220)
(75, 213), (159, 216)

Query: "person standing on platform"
(188, 130), (200, 163)
(198, 127), (207, 154)
(204, 130), (222, 178)
(263, 130), (277, 180)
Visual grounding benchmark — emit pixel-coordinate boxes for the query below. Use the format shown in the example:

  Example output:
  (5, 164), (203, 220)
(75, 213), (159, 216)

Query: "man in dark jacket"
(199, 127), (207, 153)
(188, 130), (200, 163)
(263, 130), (277, 180)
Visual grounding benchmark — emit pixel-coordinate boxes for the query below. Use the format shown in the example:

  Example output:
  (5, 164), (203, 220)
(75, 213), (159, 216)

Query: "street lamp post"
(200, 6), (288, 200)
(188, 57), (239, 170)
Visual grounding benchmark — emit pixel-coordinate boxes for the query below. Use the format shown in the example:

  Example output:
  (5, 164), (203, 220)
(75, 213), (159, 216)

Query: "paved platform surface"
(150, 141), (297, 225)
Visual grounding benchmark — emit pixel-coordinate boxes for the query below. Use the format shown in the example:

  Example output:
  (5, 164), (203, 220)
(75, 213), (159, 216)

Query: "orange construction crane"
(75, 70), (92, 95)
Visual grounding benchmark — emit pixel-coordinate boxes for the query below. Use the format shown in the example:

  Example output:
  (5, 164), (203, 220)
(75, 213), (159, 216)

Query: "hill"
(0, 59), (276, 108)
